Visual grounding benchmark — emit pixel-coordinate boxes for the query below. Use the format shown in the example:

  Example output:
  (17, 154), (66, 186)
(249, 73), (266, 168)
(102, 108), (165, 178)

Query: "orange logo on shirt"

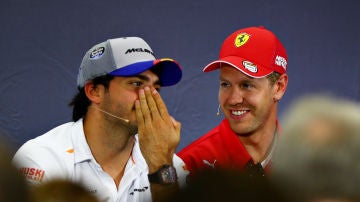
(66, 148), (74, 153)
(19, 167), (45, 182)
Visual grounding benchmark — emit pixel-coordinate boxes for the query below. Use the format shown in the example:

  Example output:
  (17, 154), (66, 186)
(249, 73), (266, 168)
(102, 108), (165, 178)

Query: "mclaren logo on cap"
(242, 61), (257, 73)
(90, 47), (105, 59)
(125, 48), (154, 56)
(235, 33), (250, 47)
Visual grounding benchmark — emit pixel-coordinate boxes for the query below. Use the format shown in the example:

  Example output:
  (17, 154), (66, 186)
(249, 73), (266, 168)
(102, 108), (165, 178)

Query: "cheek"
(218, 91), (227, 104)
(250, 94), (266, 106)
(122, 93), (138, 105)
(111, 91), (138, 107)
(254, 94), (273, 113)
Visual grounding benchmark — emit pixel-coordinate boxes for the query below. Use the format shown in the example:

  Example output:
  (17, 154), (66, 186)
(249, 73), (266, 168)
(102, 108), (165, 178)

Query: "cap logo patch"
(90, 47), (105, 59)
(242, 61), (257, 73)
(234, 33), (250, 47)
(275, 55), (287, 70)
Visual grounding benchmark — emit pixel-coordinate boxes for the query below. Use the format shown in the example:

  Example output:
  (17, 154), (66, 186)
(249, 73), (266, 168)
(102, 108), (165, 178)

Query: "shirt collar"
(72, 118), (94, 164)
(261, 120), (280, 168)
(71, 120), (148, 172)
(130, 134), (148, 171)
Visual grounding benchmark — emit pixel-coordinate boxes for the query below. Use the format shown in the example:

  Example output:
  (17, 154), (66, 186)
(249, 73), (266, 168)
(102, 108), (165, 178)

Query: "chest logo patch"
(203, 159), (217, 168)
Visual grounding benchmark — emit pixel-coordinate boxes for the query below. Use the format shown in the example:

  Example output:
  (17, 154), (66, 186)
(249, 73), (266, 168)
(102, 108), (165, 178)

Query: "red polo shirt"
(178, 119), (253, 175)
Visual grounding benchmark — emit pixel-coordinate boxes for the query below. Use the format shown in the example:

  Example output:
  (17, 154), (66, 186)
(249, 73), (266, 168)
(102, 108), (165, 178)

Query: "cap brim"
(108, 58), (182, 86)
(203, 56), (273, 78)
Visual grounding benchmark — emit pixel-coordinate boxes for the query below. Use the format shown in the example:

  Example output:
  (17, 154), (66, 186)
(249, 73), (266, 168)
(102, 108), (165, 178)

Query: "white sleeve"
(12, 140), (69, 185)
(173, 154), (189, 187)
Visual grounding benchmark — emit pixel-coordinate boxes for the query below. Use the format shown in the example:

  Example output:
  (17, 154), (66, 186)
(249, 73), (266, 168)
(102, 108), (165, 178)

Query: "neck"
(83, 109), (137, 149)
(83, 111), (137, 187)
(239, 121), (277, 164)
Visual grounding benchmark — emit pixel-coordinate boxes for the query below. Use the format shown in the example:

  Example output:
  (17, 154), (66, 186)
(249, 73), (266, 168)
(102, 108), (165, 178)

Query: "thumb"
(170, 116), (181, 133)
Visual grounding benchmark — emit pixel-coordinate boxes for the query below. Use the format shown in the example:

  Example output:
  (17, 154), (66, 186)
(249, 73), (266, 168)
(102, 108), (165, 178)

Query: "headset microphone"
(91, 106), (130, 123)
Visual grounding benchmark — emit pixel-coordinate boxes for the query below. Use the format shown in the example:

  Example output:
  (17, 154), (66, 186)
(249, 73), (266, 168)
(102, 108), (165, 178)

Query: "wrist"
(148, 164), (178, 185)
(147, 157), (173, 174)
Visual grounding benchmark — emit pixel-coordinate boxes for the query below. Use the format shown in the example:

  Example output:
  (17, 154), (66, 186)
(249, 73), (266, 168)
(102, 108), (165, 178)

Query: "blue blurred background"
(1, 0), (359, 152)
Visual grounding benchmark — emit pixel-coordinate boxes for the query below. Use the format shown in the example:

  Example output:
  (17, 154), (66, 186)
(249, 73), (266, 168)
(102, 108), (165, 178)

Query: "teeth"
(232, 110), (246, 116)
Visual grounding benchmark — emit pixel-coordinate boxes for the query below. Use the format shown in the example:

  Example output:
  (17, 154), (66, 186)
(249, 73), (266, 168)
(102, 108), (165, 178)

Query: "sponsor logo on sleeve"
(19, 167), (45, 182)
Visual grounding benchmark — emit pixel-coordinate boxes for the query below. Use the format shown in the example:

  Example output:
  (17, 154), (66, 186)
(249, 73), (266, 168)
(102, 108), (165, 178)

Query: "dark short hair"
(69, 75), (114, 122)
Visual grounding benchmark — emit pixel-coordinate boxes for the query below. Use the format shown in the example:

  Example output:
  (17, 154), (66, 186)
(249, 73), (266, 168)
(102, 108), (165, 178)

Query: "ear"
(84, 81), (102, 104)
(273, 74), (288, 102)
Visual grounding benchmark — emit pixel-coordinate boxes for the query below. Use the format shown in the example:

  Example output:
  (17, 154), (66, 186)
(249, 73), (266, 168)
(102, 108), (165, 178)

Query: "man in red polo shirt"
(178, 26), (288, 178)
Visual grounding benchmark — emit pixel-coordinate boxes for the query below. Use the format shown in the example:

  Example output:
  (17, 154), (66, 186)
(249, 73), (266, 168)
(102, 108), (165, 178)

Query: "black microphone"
(91, 106), (130, 123)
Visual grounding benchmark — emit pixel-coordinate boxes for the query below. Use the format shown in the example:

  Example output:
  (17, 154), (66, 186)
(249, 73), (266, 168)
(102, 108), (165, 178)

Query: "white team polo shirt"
(12, 119), (188, 202)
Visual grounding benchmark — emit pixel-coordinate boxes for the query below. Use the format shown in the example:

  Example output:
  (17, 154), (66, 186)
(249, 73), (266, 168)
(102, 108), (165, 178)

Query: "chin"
(230, 124), (253, 137)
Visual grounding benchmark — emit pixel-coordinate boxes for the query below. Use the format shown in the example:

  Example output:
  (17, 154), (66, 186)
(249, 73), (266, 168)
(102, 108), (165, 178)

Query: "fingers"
(138, 88), (153, 124)
(137, 86), (170, 122)
(144, 87), (161, 120)
(150, 87), (170, 119)
(170, 116), (181, 131)
(170, 116), (181, 132)
(135, 99), (144, 126)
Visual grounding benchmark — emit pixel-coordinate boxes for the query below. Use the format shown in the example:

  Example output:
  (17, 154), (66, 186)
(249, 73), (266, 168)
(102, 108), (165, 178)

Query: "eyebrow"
(219, 74), (255, 81)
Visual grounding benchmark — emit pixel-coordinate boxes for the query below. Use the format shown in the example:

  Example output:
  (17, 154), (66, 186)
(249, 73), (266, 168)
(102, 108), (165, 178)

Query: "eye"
(241, 82), (254, 89)
(220, 81), (230, 88)
(131, 81), (143, 87)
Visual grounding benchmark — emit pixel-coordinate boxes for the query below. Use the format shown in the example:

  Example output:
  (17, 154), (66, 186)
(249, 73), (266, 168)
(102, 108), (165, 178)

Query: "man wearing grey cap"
(12, 37), (188, 202)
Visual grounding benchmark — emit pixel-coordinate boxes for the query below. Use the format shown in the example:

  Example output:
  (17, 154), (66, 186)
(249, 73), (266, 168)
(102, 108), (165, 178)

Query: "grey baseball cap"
(77, 37), (182, 88)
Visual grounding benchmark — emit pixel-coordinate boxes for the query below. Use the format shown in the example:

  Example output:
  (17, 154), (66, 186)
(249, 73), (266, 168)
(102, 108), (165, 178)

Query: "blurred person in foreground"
(0, 129), (30, 202)
(30, 179), (100, 202)
(271, 94), (360, 202)
(168, 169), (289, 202)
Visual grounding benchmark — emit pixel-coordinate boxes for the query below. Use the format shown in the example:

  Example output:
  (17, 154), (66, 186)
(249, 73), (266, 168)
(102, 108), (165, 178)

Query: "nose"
(227, 87), (244, 106)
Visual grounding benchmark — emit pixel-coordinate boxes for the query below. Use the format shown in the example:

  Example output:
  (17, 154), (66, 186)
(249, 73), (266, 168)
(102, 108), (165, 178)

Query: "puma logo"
(203, 159), (217, 168)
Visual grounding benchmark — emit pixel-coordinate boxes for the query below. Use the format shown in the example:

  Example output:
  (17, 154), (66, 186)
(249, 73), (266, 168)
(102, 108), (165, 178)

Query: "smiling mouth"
(231, 110), (247, 116)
